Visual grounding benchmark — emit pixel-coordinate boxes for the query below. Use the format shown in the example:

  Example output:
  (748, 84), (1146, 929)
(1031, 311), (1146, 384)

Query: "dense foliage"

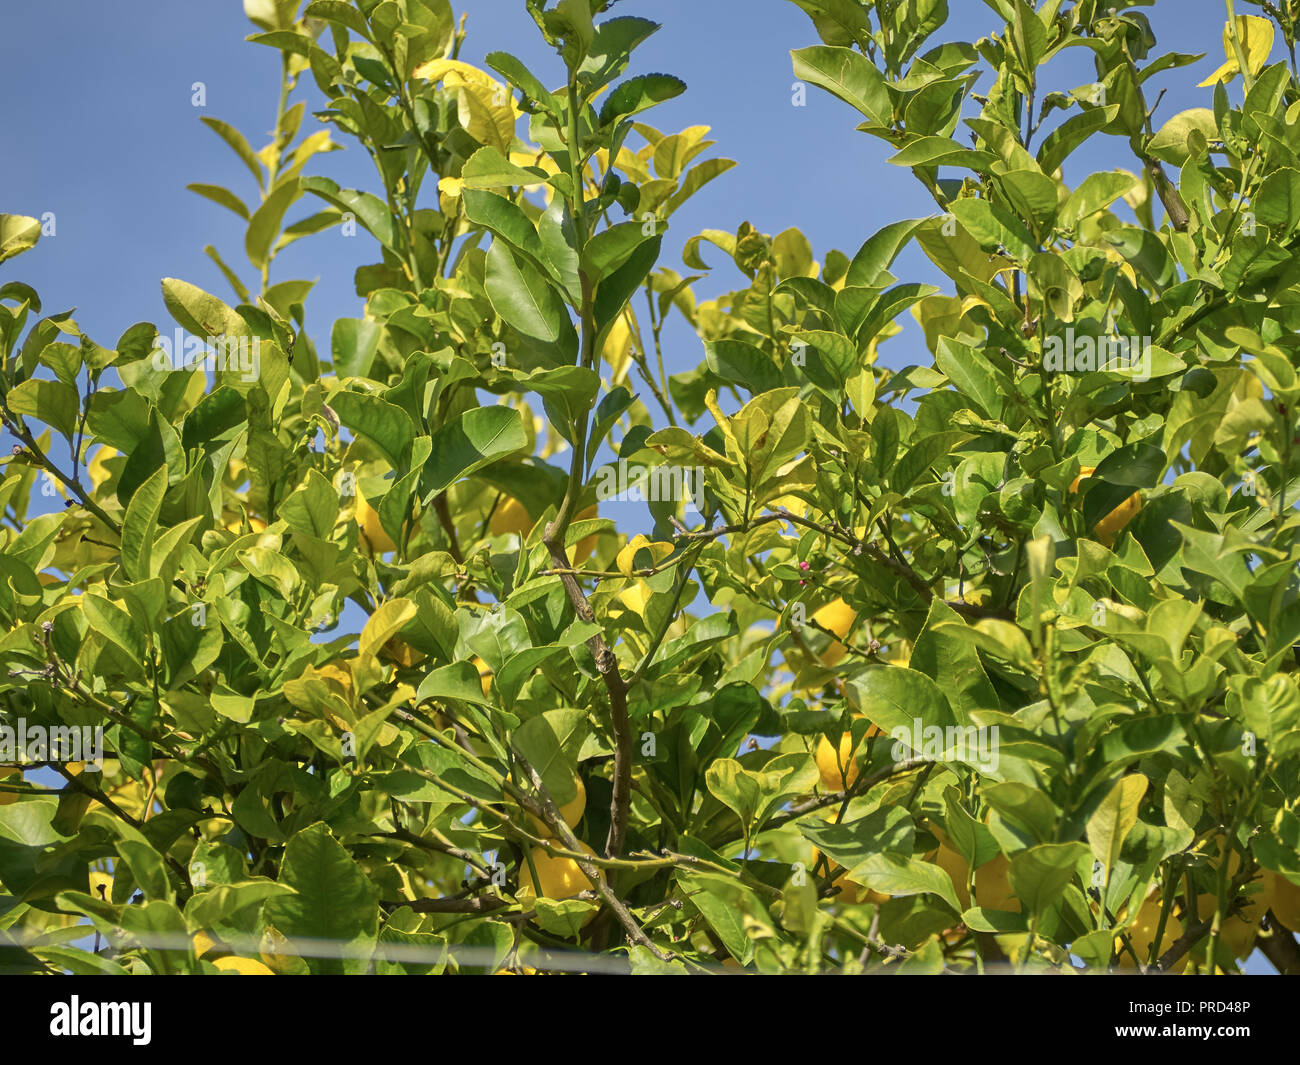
(2, 0), (1300, 975)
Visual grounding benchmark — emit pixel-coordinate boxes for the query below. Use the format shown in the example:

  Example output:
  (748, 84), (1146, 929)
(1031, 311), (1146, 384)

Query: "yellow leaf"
(359, 597), (417, 660)
(413, 59), (520, 152)
(615, 534), (673, 578)
(213, 955), (276, 975)
(1198, 15), (1274, 85)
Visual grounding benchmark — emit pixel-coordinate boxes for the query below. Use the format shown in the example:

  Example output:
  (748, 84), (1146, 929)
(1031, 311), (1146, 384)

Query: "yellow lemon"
(932, 845), (1019, 913)
(815, 732), (859, 792)
(812, 848), (888, 905)
(1263, 870), (1300, 931)
(356, 491), (396, 553)
(1116, 893), (1188, 972)
(491, 498), (597, 562)
(619, 580), (651, 616)
(1193, 893), (1260, 959)
(517, 842), (597, 914)
(489, 496), (533, 538)
(224, 514), (267, 534)
(0, 766), (18, 806)
(814, 716), (879, 792)
(1069, 466), (1141, 547)
(88, 870), (112, 900)
(212, 956), (276, 975)
(810, 599), (856, 666)
(526, 776), (586, 837)
(192, 931), (218, 959)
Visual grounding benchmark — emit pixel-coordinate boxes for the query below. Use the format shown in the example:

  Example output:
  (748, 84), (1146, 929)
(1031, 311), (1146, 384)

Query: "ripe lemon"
(212, 955), (276, 975)
(192, 930), (218, 958)
(516, 842), (597, 908)
(812, 848), (888, 905)
(1115, 893), (1187, 972)
(814, 716), (879, 792)
(810, 599), (856, 666)
(356, 491), (396, 553)
(1263, 870), (1300, 931)
(471, 655), (493, 698)
(1069, 466), (1141, 547)
(88, 870), (112, 900)
(619, 580), (651, 615)
(932, 845), (1020, 913)
(490, 498), (597, 562)
(384, 639), (426, 667)
(525, 776), (586, 837)
(1193, 893), (1260, 959)
(0, 766), (18, 806)
(224, 514), (267, 534)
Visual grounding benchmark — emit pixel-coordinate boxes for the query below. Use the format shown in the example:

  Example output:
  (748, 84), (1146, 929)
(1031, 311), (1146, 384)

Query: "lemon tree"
(1, 0), (1300, 976)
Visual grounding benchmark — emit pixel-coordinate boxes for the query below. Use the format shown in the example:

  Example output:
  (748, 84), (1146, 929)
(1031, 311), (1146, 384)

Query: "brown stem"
(1257, 915), (1300, 974)
(541, 535), (632, 859)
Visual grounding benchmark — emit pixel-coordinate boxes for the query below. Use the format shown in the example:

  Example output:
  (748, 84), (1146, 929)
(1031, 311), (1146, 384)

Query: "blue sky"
(0, 0), (1285, 972)
(0, 0), (1240, 374)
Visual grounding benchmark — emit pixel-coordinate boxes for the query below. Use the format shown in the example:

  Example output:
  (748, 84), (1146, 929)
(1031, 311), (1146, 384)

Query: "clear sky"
(0, 0), (1239, 377)
(0, 0), (1283, 973)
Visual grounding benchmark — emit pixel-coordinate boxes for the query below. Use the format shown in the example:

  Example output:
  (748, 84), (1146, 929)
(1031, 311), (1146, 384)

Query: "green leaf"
(460, 145), (549, 190)
(704, 338), (782, 395)
(800, 806), (915, 869)
(598, 74), (686, 126)
(593, 234), (661, 341)
(1007, 842), (1089, 913)
(417, 661), (495, 707)
(579, 16), (660, 91)
(1147, 107), (1217, 166)
(184, 880), (296, 930)
(302, 0), (372, 40)
(485, 239), (572, 345)
(846, 853), (964, 914)
(245, 177), (301, 269)
(1059, 170), (1137, 229)
(1085, 774), (1148, 881)
(845, 218), (927, 288)
(186, 183), (251, 220)
(161, 278), (250, 340)
(330, 390), (416, 470)
(300, 176), (394, 249)
(199, 117), (265, 189)
(934, 336), (1006, 420)
(0, 214), (42, 263)
(845, 665), (955, 735)
(1253, 166), (1300, 237)
(512, 710), (581, 804)
(121, 464), (168, 583)
(6, 378), (79, 443)
(484, 51), (559, 114)
(791, 45), (889, 126)
(263, 823), (379, 975)
(424, 406), (527, 497)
